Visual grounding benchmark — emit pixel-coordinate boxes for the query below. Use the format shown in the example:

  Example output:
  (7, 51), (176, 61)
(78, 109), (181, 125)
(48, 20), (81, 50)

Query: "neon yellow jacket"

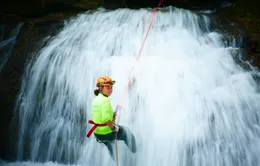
(92, 93), (114, 135)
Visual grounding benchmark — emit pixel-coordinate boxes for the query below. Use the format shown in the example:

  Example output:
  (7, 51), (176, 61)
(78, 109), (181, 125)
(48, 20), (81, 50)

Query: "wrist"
(113, 125), (119, 132)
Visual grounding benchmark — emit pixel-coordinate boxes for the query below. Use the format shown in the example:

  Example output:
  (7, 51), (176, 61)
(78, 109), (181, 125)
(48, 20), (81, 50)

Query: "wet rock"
(246, 37), (260, 54)
(0, 0), (102, 17)
(0, 0), (236, 16)
(0, 158), (6, 164)
(243, 37), (260, 66)
(0, 19), (65, 161)
(214, 0), (260, 68)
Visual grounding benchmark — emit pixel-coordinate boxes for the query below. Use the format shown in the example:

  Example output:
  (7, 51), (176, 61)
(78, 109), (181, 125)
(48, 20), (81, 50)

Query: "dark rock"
(245, 37), (260, 54)
(214, 0), (260, 68)
(0, 0), (102, 17)
(0, 19), (65, 161)
(0, 0), (237, 17)
(243, 37), (260, 66)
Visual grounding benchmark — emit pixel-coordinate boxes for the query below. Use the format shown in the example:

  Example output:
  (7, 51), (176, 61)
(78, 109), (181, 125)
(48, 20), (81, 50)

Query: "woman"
(88, 76), (136, 159)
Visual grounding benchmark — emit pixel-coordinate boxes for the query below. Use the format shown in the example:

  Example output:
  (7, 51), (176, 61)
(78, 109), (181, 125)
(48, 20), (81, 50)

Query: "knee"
(119, 125), (128, 133)
(118, 125), (126, 130)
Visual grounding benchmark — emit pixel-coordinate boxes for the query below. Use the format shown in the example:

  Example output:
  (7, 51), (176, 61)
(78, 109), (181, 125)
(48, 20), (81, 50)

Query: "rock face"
(0, 0), (103, 16)
(0, 0), (233, 16)
(0, 19), (65, 161)
(0, 0), (259, 162)
(215, 0), (260, 67)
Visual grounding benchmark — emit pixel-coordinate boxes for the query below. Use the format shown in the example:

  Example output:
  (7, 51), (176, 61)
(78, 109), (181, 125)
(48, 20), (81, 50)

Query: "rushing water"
(5, 6), (260, 166)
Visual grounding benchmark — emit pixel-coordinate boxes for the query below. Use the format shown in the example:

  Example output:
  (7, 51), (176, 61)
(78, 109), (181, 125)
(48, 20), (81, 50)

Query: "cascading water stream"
(5, 6), (260, 166)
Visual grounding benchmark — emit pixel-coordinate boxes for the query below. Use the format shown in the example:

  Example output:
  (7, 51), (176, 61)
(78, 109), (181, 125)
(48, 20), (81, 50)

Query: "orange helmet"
(96, 76), (116, 86)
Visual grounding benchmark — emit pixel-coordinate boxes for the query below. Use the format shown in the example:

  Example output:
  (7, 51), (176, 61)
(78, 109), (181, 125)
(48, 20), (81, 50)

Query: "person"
(87, 76), (136, 159)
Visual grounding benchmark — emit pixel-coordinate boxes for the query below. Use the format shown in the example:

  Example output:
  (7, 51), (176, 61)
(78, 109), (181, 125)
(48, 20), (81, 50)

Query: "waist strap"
(86, 113), (117, 138)
(86, 120), (107, 138)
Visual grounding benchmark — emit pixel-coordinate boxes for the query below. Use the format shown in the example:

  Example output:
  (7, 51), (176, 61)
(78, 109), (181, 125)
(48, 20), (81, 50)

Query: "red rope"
(114, 1), (165, 165)
(115, 0), (165, 124)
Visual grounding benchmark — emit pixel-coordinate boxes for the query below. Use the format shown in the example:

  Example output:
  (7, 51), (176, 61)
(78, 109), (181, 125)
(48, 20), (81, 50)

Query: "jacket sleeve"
(100, 99), (113, 123)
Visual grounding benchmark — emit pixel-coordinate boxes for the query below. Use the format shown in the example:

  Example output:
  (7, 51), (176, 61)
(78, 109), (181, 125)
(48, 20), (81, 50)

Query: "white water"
(6, 7), (260, 166)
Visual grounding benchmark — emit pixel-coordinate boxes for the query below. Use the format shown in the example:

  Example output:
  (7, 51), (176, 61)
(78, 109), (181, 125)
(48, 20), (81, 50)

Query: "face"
(101, 85), (113, 96)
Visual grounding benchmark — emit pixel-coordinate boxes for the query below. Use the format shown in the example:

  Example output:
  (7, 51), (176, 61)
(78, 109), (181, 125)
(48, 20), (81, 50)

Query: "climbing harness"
(86, 113), (117, 138)
(86, 0), (165, 165)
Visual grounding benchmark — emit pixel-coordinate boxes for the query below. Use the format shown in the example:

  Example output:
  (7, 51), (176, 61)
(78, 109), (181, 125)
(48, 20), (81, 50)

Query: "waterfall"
(7, 7), (260, 166)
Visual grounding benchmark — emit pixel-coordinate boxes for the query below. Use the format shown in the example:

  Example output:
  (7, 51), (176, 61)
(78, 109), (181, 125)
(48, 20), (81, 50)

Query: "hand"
(106, 120), (114, 129)
(113, 113), (116, 122)
(114, 104), (123, 113)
